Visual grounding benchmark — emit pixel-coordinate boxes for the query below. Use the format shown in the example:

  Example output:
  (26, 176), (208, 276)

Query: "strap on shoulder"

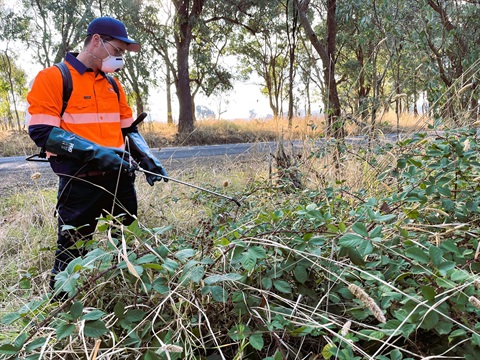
(54, 62), (72, 118)
(105, 75), (120, 101)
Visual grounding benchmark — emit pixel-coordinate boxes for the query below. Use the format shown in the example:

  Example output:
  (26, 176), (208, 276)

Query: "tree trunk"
(286, 0), (298, 129)
(173, 0), (204, 134)
(3, 52), (22, 131)
(166, 64), (174, 125)
(296, 0), (343, 138)
(175, 16), (194, 134)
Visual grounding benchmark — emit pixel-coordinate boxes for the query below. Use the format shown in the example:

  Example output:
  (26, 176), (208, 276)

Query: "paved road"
(0, 141), (292, 197)
(0, 135), (403, 197)
(0, 142), (286, 192)
(0, 141), (279, 170)
(0, 134), (403, 173)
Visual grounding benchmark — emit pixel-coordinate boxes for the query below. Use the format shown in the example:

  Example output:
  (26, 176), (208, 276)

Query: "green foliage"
(2, 128), (480, 358)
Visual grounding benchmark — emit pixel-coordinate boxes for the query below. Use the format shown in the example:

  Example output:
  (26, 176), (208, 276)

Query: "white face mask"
(101, 40), (124, 73)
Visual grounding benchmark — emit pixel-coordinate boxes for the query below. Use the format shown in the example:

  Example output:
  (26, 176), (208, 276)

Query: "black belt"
(76, 170), (112, 178)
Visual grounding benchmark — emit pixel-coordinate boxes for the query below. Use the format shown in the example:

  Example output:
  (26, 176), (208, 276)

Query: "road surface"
(0, 142), (286, 197)
(0, 135), (401, 197)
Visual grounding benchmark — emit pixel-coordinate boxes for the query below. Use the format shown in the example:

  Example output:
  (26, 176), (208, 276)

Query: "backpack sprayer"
(26, 113), (241, 207)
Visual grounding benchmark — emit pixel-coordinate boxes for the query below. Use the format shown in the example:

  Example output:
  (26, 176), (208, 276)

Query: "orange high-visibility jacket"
(27, 53), (134, 149)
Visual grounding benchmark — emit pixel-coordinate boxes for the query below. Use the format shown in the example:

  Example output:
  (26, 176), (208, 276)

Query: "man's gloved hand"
(140, 158), (168, 186)
(93, 147), (134, 173)
(125, 130), (168, 186)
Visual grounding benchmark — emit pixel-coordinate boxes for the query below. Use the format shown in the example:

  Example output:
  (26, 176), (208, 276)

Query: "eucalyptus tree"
(166, 0), (276, 133)
(230, 2), (290, 118)
(0, 50), (28, 130)
(141, 1), (176, 124)
(20, 0), (94, 66)
(0, 1), (30, 130)
(189, 15), (234, 121)
(170, 0), (205, 133)
(295, 0), (344, 138)
(285, 0), (300, 126)
(334, 0), (377, 120)
(416, 0), (480, 124)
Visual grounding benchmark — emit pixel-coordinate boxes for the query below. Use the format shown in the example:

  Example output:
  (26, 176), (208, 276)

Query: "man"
(27, 17), (167, 299)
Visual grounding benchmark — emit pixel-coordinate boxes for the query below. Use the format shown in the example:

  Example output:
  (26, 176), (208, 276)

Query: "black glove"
(45, 127), (132, 172)
(125, 131), (168, 185)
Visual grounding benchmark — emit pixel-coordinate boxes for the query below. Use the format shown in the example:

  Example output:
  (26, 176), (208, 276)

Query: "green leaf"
(153, 284), (170, 294)
(437, 261), (456, 275)
(175, 249), (196, 262)
(163, 258), (178, 273)
(81, 309), (105, 321)
(421, 286), (436, 302)
(204, 273), (243, 285)
(137, 254), (159, 264)
(70, 301), (84, 319)
(228, 324), (251, 341)
(2, 312), (21, 325)
(294, 265), (308, 284)
(249, 246), (267, 259)
(448, 329), (467, 343)
(249, 332), (264, 350)
(429, 246), (444, 266)
(436, 277), (455, 289)
(338, 233), (364, 248)
(20, 277), (32, 289)
(369, 225), (383, 239)
(57, 322), (76, 340)
(114, 302), (125, 319)
(124, 309), (146, 323)
(241, 251), (257, 271)
(203, 285), (228, 303)
(83, 320), (108, 338)
(405, 247), (430, 264)
(451, 269), (469, 282)
(182, 265), (205, 284)
(54, 271), (79, 296)
(389, 349), (403, 360)
(13, 333), (27, 349)
(352, 222), (368, 237)
(421, 310), (439, 330)
(437, 186), (451, 197)
(0, 344), (19, 355)
(435, 320), (453, 335)
(375, 214), (397, 222)
(25, 338), (47, 352)
(273, 280), (292, 294)
(347, 248), (366, 267)
(262, 277), (273, 289)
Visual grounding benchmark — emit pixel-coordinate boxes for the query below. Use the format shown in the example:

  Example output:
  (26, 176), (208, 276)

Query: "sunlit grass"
(0, 111), (427, 156)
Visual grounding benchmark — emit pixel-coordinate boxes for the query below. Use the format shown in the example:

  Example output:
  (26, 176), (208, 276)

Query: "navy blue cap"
(87, 17), (140, 52)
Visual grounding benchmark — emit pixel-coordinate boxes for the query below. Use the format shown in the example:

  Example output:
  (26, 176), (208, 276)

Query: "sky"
(147, 79), (274, 122)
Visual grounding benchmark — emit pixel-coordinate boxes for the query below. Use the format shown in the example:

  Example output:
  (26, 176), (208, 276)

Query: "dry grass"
(0, 130), (39, 157)
(0, 112), (427, 157)
(0, 154), (271, 296)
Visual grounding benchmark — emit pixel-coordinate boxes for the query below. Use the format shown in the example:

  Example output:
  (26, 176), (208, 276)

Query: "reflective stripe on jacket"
(27, 53), (134, 149)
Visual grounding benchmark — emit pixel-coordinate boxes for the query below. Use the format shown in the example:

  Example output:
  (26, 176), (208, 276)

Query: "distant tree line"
(0, 0), (478, 135)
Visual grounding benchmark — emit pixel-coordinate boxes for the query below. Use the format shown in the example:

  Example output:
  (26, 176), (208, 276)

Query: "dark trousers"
(50, 172), (137, 288)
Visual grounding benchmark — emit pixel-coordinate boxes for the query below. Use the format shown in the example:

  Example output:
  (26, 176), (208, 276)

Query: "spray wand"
(135, 167), (241, 207)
